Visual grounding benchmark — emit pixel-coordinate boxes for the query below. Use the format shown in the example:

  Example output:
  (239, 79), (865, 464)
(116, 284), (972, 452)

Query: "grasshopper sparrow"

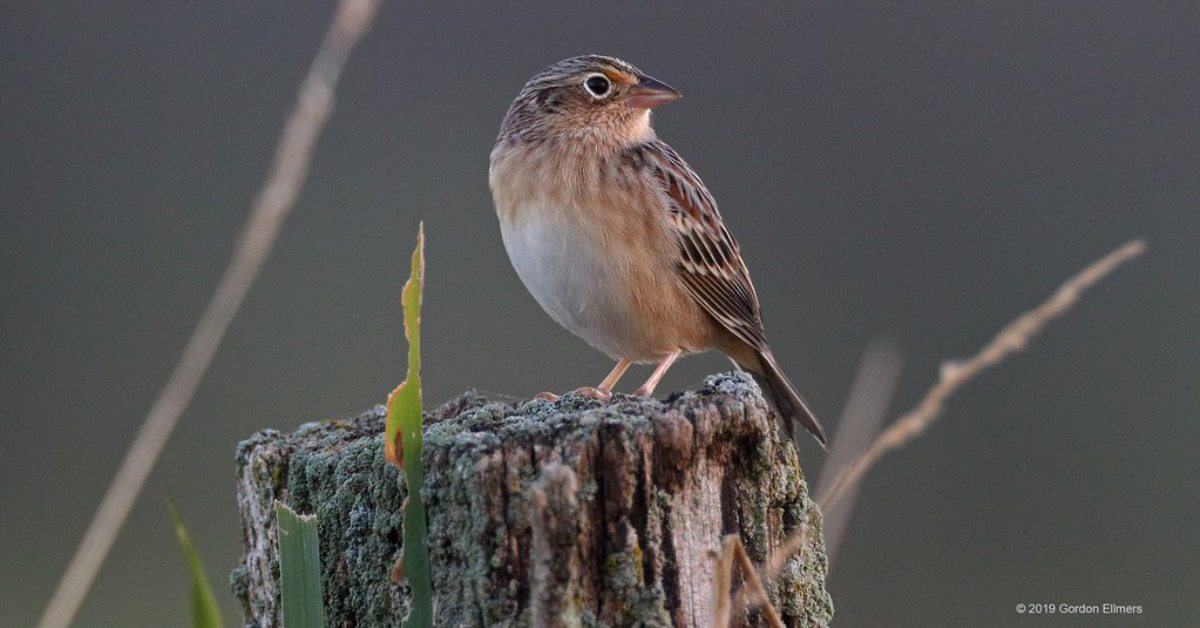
(489, 55), (826, 446)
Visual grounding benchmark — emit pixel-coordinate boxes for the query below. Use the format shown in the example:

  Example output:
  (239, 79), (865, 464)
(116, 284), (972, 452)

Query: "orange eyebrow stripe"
(601, 67), (638, 85)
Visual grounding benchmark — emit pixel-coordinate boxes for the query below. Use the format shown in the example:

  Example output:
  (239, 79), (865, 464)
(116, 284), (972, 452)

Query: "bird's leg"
(571, 357), (632, 401)
(599, 357), (633, 391)
(634, 351), (681, 397)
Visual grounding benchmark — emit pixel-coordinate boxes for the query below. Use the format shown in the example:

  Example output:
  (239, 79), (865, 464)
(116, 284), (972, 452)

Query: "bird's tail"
(746, 350), (827, 448)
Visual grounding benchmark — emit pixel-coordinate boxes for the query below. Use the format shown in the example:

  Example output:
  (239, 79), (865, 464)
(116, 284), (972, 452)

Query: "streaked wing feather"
(644, 140), (768, 350)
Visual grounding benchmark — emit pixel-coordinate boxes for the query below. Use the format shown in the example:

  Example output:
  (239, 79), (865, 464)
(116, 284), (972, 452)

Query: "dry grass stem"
(712, 535), (784, 628)
(738, 238), (1145, 617)
(819, 239), (1145, 515)
(731, 537), (784, 628)
(710, 539), (735, 628)
(814, 338), (904, 564)
(37, 2), (381, 626)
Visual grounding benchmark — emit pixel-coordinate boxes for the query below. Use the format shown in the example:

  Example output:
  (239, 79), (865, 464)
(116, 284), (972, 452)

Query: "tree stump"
(232, 372), (833, 626)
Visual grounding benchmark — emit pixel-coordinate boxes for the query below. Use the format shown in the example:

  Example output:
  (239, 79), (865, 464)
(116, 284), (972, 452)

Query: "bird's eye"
(584, 74), (611, 97)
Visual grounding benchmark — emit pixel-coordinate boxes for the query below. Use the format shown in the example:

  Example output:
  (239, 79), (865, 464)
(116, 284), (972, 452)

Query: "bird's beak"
(626, 75), (682, 109)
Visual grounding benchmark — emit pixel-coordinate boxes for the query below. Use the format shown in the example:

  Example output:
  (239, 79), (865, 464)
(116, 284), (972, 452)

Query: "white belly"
(500, 205), (638, 358)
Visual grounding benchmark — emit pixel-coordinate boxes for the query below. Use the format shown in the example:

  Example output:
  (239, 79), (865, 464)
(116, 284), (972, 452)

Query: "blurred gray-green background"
(2, 2), (1197, 626)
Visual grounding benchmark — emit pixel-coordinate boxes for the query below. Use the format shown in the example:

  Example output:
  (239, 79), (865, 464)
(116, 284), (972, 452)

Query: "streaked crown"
(497, 55), (680, 148)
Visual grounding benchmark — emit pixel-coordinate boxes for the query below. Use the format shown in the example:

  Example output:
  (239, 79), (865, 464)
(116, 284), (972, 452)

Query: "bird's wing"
(642, 140), (768, 351)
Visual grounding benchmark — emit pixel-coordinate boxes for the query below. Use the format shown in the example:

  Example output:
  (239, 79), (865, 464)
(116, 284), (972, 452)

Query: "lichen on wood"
(233, 371), (833, 626)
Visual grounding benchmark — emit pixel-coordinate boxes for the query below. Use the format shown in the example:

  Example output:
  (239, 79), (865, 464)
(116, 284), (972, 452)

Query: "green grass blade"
(167, 499), (224, 628)
(385, 223), (434, 627)
(276, 501), (325, 628)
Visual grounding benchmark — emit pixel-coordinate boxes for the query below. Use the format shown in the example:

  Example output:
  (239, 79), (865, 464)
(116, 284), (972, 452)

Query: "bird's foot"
(535, 391), (561, 402)
(633, 385), (655, 397)
(570, 386), (612, 401)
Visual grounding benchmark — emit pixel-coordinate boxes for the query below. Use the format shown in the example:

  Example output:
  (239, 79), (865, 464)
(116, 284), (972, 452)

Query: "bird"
(488, 55), (826, 447)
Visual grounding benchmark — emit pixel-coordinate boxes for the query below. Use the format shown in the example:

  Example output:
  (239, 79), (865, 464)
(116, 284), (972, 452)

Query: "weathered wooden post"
(233, 372), (833, 626)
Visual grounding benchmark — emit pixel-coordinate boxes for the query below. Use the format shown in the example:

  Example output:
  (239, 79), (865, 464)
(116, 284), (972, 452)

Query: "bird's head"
(498, 55), (681, 149)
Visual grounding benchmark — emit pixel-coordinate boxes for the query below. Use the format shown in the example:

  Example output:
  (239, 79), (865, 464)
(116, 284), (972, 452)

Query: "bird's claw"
(535, 391), (561, 402)
(571, 386), (612, 401)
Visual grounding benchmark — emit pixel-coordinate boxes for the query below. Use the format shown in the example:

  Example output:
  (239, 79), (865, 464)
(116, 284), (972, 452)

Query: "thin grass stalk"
(739, 239), (1146, 616)
(814, 339), (903, 564)
(37, 3), (380, 626)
